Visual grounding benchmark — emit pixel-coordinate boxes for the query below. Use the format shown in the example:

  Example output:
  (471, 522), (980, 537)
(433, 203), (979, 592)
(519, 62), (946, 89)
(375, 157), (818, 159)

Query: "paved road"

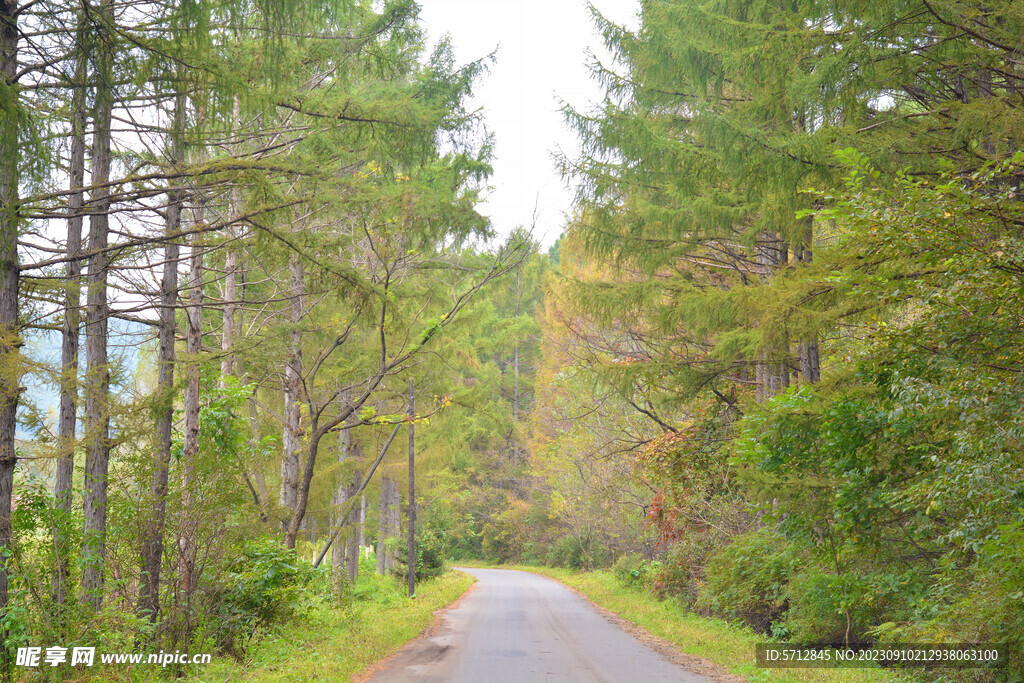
(366, 567), (714, 682)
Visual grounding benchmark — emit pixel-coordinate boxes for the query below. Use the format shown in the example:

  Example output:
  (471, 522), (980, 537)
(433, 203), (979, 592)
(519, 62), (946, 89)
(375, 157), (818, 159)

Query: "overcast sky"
(416, 0), (639, 247)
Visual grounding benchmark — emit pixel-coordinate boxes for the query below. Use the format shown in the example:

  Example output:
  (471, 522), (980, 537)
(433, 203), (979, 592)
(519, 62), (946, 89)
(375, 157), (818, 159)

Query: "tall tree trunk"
(53, 10), (87, 617)
(390, 482), (401, 573)
(221, 95), (241, 385)
(346, 471), (361, 583)
(755, 231), (789, 402)
(81, 0), (116, 611)
(376, 477), (399, 575)
(179, 232), (203, 599)
(407, 379), (415, 597)
(376, 478), (392, 575)
(280, 253), (303, 522)
(358, 495), (366, 547)
(0, 0), (20, 622)
(331, 482), (349, 593)
(796, 219), (820, 384)
(221, 246), (237, 379)
(137, 89), (185, 621)
(332, 470), (363, 587)
(249, 390), (269, 517)
(238, 267), (268, 523)
(332, 392), (354, 591)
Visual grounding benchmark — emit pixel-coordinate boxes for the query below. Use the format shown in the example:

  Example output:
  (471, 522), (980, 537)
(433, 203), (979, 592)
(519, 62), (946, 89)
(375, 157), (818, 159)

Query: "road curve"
(364, 567), (715, 683)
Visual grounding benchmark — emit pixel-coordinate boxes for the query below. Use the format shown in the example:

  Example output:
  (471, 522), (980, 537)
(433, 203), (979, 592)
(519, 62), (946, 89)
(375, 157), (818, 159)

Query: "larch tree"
(53, 6), (89, 616)
(0, 0), (22, 621)
(561, 0), (852, 417)
(80, 0), (117, 612)
(0, 0), (534, 662)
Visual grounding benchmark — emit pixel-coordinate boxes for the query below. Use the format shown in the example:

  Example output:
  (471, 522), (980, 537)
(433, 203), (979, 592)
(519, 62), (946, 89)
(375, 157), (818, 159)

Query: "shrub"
(414, 526), (447, 581)
(783, 565), (905, 646)
(784, 566), (858, 644)
(203, 539), (312, 655)
(880, 523), (1024, 677)
(612, 552), (651, 588)
(649, 531), (725, 605)
(543, 535), (612, 569)
(698, 527), (798, 635)
(481, 501), (530, 563)
(391, 526), (447, 583)
(543, 535), (583, 568)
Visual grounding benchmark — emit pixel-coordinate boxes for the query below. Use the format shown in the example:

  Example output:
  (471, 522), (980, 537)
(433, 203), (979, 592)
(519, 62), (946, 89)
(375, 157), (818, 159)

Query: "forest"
(0, 0), (1021, 681)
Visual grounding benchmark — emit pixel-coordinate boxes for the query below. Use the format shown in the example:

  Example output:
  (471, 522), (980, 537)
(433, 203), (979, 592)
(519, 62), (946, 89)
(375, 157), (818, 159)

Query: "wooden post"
(407, 379), (415, 597)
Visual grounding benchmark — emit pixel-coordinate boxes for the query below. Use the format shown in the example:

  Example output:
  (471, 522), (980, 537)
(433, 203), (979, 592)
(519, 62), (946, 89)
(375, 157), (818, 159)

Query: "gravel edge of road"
(350, 574), (479, 683)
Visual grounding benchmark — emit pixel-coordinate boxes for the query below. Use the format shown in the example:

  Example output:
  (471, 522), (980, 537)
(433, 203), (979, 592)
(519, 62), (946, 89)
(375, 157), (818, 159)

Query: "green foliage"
(0, 564), (28, 680)
(481, 512), (524, 565)
(698, 528), (798, 636)
(204, 540), (314, 656)
(413, 526), (447, 582)
(9, 0), (1024, 676)
(611, 552), (658, 590)
(392, 526), (446, 583)
(553, 0), (1024, 666)
(647, 536), (712, 605)
(543, 535), (612, 570)
(202, 570), (475, 682)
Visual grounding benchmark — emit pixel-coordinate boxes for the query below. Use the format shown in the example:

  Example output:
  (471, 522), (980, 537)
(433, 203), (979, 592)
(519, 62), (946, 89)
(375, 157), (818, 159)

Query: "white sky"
(417, 0), (639, 247)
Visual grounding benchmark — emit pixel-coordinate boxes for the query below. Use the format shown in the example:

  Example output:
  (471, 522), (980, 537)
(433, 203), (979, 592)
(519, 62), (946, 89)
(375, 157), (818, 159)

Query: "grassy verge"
(501, 565), (909, 683)
(191, 569), (474, 682)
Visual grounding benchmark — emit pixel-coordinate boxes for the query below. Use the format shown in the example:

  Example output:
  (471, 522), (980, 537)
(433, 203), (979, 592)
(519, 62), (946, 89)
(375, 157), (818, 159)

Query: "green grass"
(190, 569), (474, 682)
(500, 565), (910, 683)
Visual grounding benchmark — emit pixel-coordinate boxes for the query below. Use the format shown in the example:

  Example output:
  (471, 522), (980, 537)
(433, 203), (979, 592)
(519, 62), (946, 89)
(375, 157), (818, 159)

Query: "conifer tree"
(0, 0), (22, 619)
(53, 11), (88, 615)
(81, 0), (117, 612)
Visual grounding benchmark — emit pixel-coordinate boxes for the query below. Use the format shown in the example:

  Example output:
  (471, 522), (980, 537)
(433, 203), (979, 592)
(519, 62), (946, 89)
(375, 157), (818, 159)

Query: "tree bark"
(358, 495), (366, 547)
(221, 94), (241, 385)
(331, 394), (354, 592)
(331, 479), (349, 594)
(179, 231), (203, 599)
(796, 219), (820, 385)
(377, 477), (399, 575)
(0, 0), (20, 621)
(345, 471), (361, 583)
(81, 0), (116, 611)
(755, 231), (789, 402)
(137, 88), (184, 622)
(280, 253), (303, 522)
(512, 267), (521, 461)
(407, 379), (415, 597)
(53, 7), (87, 617)
(249, 390), (269, 517)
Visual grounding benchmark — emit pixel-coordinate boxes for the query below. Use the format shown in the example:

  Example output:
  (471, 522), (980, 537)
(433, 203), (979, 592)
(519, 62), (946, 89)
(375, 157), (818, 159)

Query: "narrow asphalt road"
(365, 567), (715, 682)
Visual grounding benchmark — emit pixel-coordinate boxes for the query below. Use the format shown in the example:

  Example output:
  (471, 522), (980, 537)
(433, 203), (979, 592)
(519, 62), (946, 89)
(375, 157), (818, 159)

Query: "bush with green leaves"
(697, 527), (798, 635)
(202, 540), (313, 656)
(392, 525), (447, 584)
(541, 534), (611, 570)
(612, 552), (658, 589)
(647, 531), (726, 605)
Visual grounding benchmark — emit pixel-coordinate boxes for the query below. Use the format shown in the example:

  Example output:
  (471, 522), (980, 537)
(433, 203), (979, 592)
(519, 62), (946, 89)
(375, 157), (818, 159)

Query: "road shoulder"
(504, 566), (902, 683)
(512, 566), (745, 683)
(352, 575), (478, 682)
